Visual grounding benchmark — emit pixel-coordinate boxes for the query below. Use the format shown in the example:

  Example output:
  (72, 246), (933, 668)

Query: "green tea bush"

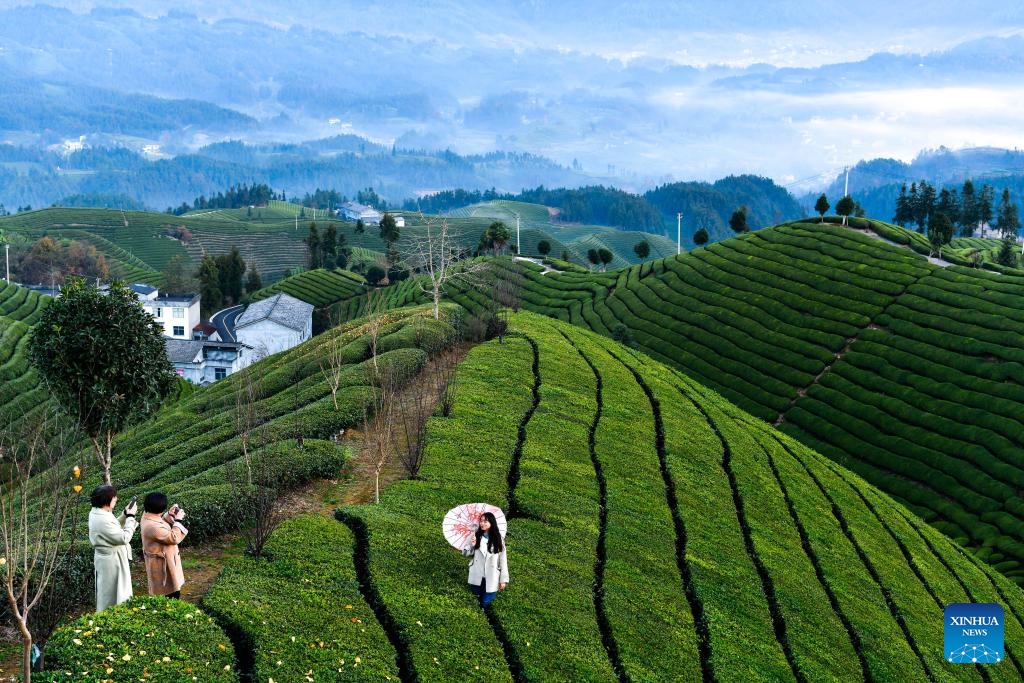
(39, 596), (236, 682)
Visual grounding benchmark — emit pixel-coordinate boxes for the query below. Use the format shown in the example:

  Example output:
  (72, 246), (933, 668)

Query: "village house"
(165, 338), (250, 385)
(234, 292), (314, 359)
(131, 284), (201, 340)
(339, 201), (383, 225)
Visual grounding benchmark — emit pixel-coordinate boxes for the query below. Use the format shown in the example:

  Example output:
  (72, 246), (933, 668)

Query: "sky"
(3, 1), (1024, 188)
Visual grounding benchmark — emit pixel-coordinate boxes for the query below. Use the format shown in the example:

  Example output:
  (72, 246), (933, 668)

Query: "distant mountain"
(803, 147), (1024, 221)
(2, 4), (1023, 184)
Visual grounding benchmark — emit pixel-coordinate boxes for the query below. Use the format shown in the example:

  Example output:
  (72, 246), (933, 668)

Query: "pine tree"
(959, 179), (978, 236)
(979, 184), (995, 236)
(306, 222), (321, 269)
(815, 193), (830, 222)
(894, 183), (911, 227)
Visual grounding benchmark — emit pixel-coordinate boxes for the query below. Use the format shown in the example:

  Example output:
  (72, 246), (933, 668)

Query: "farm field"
(0, 281), (50, 426)
(207, 311), (1024, 681)
(325, 219), (1024, 584)
(0, 203), (670, 293)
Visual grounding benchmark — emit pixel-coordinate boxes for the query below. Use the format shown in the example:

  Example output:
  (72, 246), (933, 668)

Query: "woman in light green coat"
(87, 485), (139, 612)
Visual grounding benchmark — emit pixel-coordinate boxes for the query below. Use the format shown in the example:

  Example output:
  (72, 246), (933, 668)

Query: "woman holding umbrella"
(462, 511), (509, 607)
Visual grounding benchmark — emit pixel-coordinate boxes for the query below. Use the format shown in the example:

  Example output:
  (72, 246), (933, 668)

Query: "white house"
(340, 201), (382, 225)
(234, 293), (314, 359)
(165, 339), (250, 385)
(131, 284), (201, 340)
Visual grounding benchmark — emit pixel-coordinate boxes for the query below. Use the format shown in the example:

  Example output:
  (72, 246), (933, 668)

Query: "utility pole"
(677, 212), (682, 255)
(4, 243), (8, 283)
(515, 213), (521, 255)
(843, 166), (850, 197)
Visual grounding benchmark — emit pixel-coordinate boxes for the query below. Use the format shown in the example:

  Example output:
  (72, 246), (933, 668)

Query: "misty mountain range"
(0, 2), (1023, 220)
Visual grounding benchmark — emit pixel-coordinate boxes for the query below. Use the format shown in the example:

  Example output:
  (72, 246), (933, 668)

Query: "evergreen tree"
(815, 194), (830, 222)
(336, 230), (351, 270)
(979, 184), (995, 236)
(537, 240), (551, 257)
(835, 195), (856, 225)
(215, 247), (246, 305)
(379, 213), (400, 264)
(959, 179), (978, 236)
(245, 261), (262, 294)
(728, 206), (749, 233)
(693, 227), (709, 246)
(996, 188), (1020, 237)
(587, 248), (600, 269)
(928, 212), (955, 257)
(633, 240), (650, 261)
(355, 219), (365, 235)
(196, 255), (222, 317)
(323, 223), (338, 269)
(996, 233), (1019, 267)
(936, 188), (960, 229)
(893, 183), (911, 227)
(306, 222), (321, 269)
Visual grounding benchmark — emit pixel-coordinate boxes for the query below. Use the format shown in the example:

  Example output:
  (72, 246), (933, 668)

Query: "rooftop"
(235, 293), (314, 332)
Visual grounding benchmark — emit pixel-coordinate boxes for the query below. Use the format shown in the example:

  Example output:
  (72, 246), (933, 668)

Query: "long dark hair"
(473, 512), (504, 553)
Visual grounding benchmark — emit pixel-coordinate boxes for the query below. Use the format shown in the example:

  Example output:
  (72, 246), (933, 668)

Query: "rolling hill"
(323, 218), (1024, 585)
(204, 311), (1024, 681)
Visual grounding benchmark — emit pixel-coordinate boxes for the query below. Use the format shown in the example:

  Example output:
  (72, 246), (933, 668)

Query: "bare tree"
(362, 363), (398, 504)
(402, 214), (486, 320)
(365, 286), (387, 373)
(233, 365), (266, 485)
(317, 310), (348, 410)
(0, 413), (84, 681)
(488, 259), (523, 343)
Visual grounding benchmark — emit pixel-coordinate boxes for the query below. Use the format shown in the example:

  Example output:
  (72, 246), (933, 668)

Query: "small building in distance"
(234, 292), (314, 359)
(165, 338), (250, 385)
(339, 201), (382, 225)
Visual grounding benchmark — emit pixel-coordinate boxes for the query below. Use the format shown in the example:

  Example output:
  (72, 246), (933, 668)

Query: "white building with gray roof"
(234, 292), (314, 360)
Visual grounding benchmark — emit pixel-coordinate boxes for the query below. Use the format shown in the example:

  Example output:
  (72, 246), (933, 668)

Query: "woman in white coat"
(462, 512), (509, 607)
(88, 485), (139, 612)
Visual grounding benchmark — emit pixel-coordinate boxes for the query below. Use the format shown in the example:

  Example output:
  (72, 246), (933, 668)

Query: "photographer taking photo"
(88, 485), (139, 611)
(140, 492), (189, 599)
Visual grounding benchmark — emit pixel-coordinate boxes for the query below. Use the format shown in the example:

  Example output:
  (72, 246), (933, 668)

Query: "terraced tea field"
(0, 281), (49, 425)
(327, 220), (1024, 583)
(207, 311), (1024, 681)
(249, 267), (367, 307)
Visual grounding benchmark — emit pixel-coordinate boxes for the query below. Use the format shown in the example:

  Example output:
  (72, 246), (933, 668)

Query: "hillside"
(205, 311), (1024, 681)
(0, 281), (49, 426)
(327, 218), (1024, 584)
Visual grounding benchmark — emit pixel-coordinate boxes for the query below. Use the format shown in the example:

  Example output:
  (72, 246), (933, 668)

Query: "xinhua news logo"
(944, 603), (1003, 664)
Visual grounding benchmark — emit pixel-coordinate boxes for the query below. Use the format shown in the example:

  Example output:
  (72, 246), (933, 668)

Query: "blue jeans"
(470, 579), (497, 607)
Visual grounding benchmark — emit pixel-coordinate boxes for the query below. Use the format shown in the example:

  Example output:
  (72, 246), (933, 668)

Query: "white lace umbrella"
(442, 503), (507, 550)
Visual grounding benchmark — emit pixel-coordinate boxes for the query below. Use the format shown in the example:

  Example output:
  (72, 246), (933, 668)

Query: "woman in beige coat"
(140, 492), (189, 599)
(87, 485), (139, 612)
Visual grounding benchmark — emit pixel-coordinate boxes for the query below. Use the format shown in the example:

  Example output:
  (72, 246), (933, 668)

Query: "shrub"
(39, 596), (236, 682)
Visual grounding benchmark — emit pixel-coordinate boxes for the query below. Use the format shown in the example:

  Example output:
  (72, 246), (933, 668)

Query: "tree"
(936, 188), (960, 229)
(835, 195), (855, 226)
(728, 206), (749, 233)
(195, 255), (222, 316)
(322, 223), (338, 269)
(161, 254), (196, 295)
(996, 233), (1019, 267)
(693, 227), (709, 246)
(306, 222), (321, 270)
(598, 248), (614, 271)
(355, 219), (365, 235)
(979, 184), (995, 237)
(927, 212), (955, 257)
(814, 194), (830, 222)
(215, 247), (246, 305)
(959, 179), (979, 236)
(402, 216), (485, 320)
(245, 261), (262, 294)
(911, 181), (936, 231)
(379, 213), (400, 265)
(0, 412), (85, 682)
(893, 184), (911, 227)
(633, 240), (650, 261)
(27, 279), (175, 485)
(995, 188), (1020, 237)
(587, 248), (600, 270)
(479, 221), (510, 256)
(536, 240), (551, 257)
